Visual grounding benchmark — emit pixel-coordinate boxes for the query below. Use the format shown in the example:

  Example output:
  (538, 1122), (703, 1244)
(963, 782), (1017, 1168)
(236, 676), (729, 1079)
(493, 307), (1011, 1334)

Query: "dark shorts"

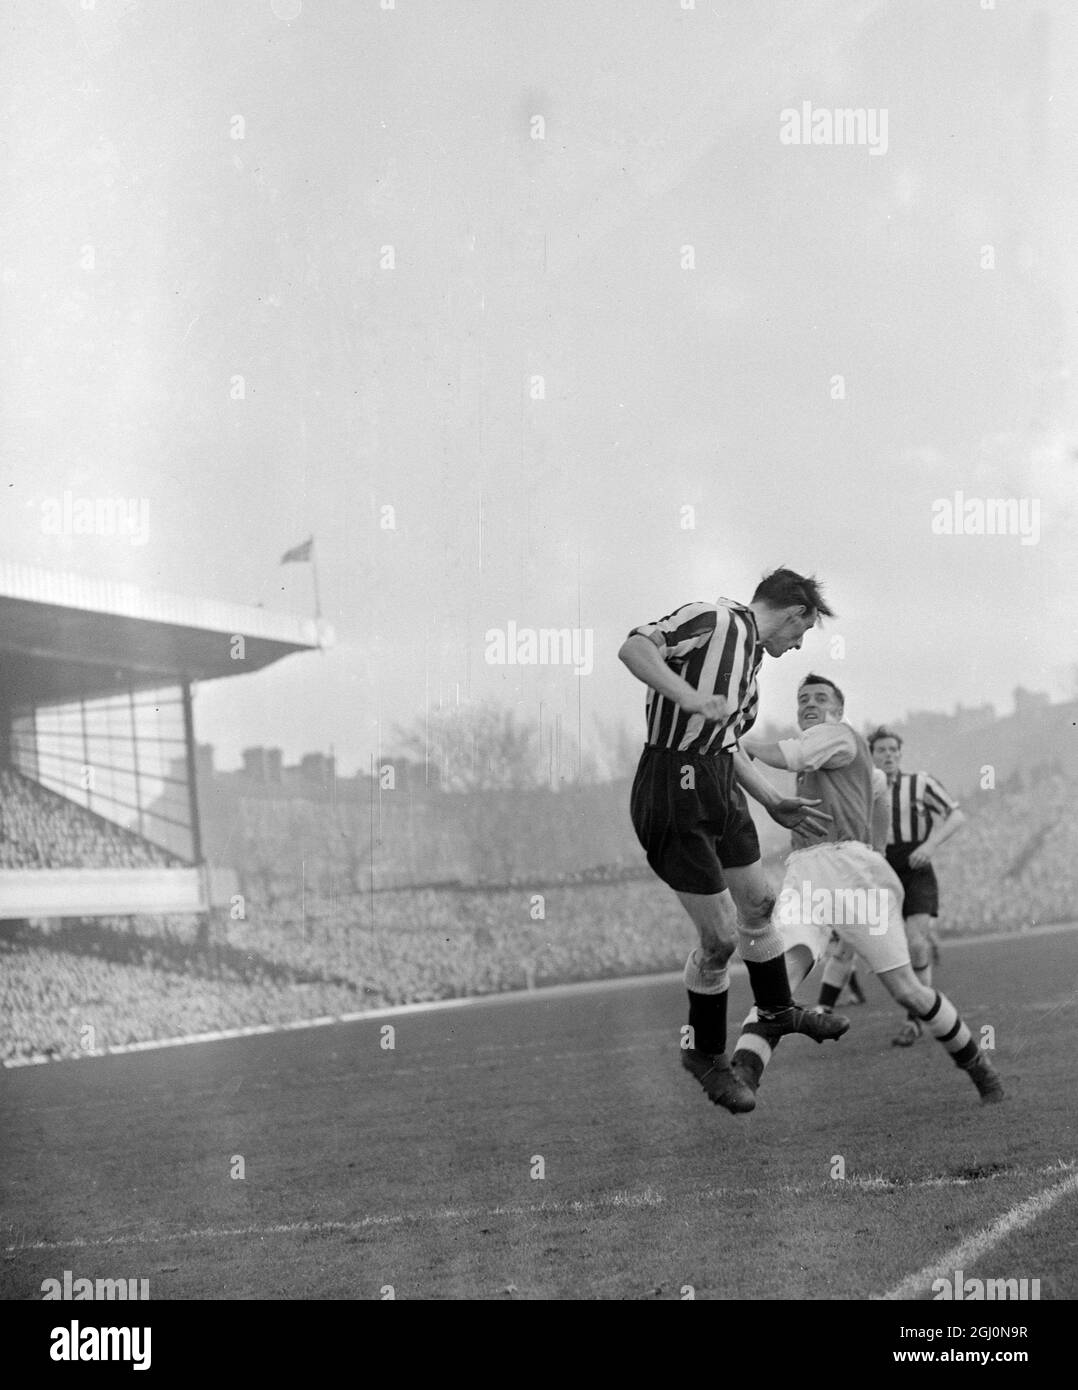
(630, 745), (760, 895)
(886, 846), (940, 918)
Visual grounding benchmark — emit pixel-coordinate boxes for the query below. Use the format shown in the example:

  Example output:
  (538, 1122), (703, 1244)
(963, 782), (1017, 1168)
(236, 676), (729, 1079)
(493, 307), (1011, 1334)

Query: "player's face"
(762, 607), (816, 657)
(797, 683), (843, 729)
(872, 738), (902, 775)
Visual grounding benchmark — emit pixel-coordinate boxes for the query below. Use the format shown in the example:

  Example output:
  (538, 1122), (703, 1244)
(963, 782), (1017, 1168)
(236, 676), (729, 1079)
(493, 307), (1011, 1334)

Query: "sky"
(2, 0), (1076, 777)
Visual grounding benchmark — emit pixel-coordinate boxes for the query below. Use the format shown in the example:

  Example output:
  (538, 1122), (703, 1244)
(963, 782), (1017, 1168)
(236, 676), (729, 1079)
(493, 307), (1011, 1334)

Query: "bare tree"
(392, 700), (543, 792)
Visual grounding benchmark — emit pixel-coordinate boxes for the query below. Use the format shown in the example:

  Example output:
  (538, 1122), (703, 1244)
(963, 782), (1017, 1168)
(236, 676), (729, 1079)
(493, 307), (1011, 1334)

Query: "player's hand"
(909, 846), (933, 868)
(682, 691), (729, 721)
(768, 796), (832, 835)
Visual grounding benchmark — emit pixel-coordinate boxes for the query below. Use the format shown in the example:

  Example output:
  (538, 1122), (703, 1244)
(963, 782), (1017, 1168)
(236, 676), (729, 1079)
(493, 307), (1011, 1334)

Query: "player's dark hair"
(752, 568), (835, 621)
(799, 673), (844, 706)
(868, 725), (903, 751)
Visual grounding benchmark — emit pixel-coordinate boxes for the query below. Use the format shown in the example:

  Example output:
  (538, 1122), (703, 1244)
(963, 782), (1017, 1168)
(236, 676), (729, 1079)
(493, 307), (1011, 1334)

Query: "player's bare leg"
(675, 889), (755, 1112)
(729, 943), (819, 1095)
(675, 876), (847, 1113)
(724, 862), (849, 1047)
(893, 912), (934, 1046)
(816, 933), (857, 1011)
(878, 963), (1003, 1103)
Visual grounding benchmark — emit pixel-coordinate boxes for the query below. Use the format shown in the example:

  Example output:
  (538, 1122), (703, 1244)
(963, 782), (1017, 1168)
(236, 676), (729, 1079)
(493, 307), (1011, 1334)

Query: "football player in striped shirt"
(867, 728), (966, 1047)
(729, 676), (1002, 1104)
(619, 569), (849, 1115)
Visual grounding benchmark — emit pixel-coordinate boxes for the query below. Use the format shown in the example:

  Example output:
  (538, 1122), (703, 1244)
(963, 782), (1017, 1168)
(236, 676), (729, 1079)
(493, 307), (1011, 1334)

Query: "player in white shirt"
(727, 675), (1003, 1106)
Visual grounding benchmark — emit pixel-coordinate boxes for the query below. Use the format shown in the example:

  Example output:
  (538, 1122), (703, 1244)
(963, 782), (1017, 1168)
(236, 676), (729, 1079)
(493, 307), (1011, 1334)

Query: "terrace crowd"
(2, 772), (1075, 1061)
(0, 767), (178, 870)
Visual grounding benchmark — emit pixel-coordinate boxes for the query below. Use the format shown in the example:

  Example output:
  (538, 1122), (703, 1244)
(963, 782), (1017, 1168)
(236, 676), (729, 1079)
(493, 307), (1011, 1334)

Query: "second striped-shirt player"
(872, 728), (966, 1047)
(620, 567), (849, 1114)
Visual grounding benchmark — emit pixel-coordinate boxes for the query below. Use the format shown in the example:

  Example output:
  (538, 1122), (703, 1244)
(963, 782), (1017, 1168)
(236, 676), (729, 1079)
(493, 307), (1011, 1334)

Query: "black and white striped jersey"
(627, 598), (762, 754)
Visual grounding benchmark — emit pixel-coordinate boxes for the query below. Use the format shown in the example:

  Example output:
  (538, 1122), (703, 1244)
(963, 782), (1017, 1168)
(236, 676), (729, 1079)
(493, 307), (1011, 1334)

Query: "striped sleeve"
(627, 602), (720, 662)
(922, 773), (959, 814)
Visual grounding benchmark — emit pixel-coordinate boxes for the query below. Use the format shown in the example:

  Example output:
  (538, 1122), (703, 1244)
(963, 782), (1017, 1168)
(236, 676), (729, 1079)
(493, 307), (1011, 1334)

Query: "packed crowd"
(2, 773), (1075, 1060)
(0, 881), (691, 1061)
(933, 773), (1077, 935)
(0, 767), (178, 870)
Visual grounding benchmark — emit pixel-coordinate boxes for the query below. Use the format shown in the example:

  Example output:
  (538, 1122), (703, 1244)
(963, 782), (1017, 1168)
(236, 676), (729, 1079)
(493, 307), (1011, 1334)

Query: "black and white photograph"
(1, 0), (1076, 1337)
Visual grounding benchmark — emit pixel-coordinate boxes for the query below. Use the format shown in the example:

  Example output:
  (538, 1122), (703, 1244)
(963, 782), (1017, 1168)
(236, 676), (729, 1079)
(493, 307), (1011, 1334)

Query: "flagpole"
(310, 536), (323, 627)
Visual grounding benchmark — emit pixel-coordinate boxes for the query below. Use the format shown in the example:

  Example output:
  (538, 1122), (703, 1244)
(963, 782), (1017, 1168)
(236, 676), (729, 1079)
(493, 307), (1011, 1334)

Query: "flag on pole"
(280, 537), (313, 564)
(280, 536), (323, 625)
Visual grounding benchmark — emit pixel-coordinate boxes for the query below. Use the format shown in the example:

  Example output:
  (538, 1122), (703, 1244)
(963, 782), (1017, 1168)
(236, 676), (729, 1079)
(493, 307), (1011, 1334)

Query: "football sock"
(687, 990), (728, 1057)
(919, 990), (978, 1068)
(743, 956), (793, 1013)
(819, 945), (854, 1007)
(731, 1007), (773, 1082)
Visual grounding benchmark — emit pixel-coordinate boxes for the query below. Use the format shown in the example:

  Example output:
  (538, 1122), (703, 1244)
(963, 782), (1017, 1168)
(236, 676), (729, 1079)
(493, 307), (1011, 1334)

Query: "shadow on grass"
(3, 917), (361, 992)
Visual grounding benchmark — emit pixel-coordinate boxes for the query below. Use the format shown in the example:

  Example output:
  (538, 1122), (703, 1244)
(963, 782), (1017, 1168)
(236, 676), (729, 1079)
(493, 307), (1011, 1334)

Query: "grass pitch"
(2, 927), (1076, 1299)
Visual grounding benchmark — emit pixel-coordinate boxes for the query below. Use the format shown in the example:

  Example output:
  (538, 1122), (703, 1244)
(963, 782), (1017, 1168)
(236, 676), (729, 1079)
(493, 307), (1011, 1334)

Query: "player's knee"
(834, 937), (856, 964)
(702, 939), (734, 970)
(740, 887), (776, 926)
(684, 944), (732, 993)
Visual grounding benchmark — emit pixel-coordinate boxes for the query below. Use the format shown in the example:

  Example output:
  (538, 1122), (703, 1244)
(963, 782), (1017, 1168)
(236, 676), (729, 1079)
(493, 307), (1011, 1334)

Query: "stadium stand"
(0, 560), (323, 919)
(3, 770), (1076, 1061)
(934, 772), (1078, 935)
(0, 767), (182, 870)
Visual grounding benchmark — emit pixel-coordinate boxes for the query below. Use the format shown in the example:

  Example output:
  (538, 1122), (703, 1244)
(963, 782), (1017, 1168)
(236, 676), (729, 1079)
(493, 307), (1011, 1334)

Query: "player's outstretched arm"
(739, 737), (788, 769)
(747, 723), (855, 774)
(731, 748), (832, 835)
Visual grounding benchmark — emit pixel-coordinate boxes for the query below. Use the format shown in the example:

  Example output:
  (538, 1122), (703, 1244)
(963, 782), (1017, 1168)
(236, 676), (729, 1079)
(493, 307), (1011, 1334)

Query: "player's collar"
(718, 598), (762, 662)
(719, 596), (759, 634)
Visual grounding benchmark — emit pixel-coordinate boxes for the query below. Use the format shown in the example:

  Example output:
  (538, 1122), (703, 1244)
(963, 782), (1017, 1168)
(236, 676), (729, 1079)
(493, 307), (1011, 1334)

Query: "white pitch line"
(6, 1162), (1074, 1256)
(878, 1167), (1078, 1300)
(3, 1188), (668, 1254)
(4, 919), (1075, 1070)
(0, 973), (694, 1068)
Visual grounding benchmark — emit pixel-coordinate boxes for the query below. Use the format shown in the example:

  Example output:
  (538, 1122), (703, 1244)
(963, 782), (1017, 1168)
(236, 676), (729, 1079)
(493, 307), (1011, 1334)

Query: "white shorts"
(772, 840), (909, 975)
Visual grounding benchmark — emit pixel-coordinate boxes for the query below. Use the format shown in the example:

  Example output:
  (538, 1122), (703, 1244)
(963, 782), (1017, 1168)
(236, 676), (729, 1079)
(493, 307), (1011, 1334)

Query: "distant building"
(299, 752), (335, 787)
(1013, 686), (1050, 715)
(241, 746), (282, 784)
(952, 702), (996, 736)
